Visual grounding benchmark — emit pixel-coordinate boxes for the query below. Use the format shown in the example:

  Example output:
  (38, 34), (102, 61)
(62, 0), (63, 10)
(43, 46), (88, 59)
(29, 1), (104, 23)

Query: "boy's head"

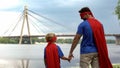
(45, 33), (57, 42)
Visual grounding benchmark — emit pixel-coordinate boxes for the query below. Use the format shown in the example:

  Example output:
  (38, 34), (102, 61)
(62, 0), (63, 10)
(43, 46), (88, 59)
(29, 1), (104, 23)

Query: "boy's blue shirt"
(44, 45), (64, 58)
(77, 20), (98, 54)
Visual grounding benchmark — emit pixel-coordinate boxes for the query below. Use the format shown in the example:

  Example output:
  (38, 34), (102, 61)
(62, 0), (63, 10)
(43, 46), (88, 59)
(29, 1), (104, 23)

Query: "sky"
(0, 0), (120, 36)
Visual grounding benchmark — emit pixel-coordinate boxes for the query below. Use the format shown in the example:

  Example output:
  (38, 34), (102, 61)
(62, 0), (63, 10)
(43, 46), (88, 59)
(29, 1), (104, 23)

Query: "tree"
(115, 0), (120, 21)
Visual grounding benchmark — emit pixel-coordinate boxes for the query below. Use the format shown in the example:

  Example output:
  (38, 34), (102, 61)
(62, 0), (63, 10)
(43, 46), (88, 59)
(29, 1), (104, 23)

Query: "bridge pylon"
(115, 36), (120, 45)
(19, 5), (32, 44)
(19, 5), (31, 68)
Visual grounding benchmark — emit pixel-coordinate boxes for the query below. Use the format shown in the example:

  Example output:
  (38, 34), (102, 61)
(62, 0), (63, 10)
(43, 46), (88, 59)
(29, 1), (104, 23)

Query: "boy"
(44, 33), (70, 68)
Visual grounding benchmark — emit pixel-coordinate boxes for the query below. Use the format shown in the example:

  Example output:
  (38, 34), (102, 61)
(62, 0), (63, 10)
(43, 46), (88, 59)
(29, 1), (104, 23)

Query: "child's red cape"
(45, 42), (60, 68)
(87, 18), (112, 68)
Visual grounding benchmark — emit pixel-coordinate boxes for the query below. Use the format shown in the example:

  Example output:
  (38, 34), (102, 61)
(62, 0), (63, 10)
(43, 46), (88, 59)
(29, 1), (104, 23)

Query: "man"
(68, 7), (112, 68)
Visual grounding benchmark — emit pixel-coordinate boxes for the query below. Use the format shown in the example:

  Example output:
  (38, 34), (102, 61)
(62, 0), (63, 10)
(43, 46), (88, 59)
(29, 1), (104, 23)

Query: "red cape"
(45, 42), (60, 68)
(87, 18), (112, 68)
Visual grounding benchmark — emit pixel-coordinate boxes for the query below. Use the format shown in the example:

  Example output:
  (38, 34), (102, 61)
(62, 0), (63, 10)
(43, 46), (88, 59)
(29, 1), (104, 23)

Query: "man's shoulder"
(79, 20), (89, 26)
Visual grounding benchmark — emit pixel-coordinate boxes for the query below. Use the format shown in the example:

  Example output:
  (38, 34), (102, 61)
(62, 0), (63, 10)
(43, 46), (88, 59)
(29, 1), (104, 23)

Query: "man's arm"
(69, 34), (81, 59)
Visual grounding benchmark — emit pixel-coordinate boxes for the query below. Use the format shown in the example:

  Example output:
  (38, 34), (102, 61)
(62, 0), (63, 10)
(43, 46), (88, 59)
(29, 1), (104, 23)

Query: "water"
(0, 44), (119, 68)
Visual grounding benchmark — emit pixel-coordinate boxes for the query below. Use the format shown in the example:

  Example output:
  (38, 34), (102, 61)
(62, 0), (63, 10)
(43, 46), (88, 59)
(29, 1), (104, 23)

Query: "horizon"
(0, 0), (120, 36)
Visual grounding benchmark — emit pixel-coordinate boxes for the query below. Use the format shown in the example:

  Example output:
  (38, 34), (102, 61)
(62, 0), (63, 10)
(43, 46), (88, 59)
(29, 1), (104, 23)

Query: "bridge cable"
(2, 11), (24, 36)
(28, 13), (48, 25)
(8, 12), (24, 36)
(28, 13), (52, 32)
(28, 10), (71, 30)
(29, 11), (65, 33)
(27, 16), (46, 34)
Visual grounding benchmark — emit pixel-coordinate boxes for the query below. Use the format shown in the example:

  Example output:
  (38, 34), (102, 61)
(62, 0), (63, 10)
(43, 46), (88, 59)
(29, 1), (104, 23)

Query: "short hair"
(45, 33), (56, 42)
(79, 7), (92, 13)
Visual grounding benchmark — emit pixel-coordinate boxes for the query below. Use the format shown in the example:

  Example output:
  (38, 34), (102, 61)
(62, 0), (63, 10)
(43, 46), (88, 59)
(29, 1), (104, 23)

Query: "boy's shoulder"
(56, 45), (60, 47)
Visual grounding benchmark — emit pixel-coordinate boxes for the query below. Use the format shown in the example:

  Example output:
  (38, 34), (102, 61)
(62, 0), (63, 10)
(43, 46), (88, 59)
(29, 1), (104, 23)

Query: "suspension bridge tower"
(19, 5), (31, 68)
(19, 5), (32, 44)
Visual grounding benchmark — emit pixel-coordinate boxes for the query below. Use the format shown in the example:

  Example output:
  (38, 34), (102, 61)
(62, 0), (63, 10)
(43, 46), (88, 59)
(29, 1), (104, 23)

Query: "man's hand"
(68, 53), (74, 62)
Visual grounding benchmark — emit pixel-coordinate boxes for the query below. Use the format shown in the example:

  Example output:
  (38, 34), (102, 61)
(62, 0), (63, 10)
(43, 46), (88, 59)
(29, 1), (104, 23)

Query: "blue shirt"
(57, 45), (64, 58)
(77, 20), (98, 54)
(44, 45), (64, 58)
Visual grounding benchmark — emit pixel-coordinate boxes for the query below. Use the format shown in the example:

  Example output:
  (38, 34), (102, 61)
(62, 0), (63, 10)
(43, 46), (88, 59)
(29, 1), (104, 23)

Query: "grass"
(69, 64), (120, 68)
(113, 64), (120, 68)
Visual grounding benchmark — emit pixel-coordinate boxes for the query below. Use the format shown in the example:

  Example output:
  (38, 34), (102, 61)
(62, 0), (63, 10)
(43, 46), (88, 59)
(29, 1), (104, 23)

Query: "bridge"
(1, 34), (120, 45)
(105, 34), (120, 45)
(1, 6), (120, 45)
(0, 6), (120, 68)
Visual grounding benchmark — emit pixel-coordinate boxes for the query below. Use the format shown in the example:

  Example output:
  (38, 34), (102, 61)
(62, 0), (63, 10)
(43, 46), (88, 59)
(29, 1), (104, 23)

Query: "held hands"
(67, 58), (71, 62)
(68, 53), (74, 62)
(61, 56), (71, 62)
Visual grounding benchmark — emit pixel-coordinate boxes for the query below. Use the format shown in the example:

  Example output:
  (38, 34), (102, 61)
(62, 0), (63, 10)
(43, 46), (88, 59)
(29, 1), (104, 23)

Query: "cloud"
(0, 0), (120, 36)
(0, 11), (24, 36)
(28, 0), (84, 8)
(53, 0), (85, 7)
(0, 0), (23, 10)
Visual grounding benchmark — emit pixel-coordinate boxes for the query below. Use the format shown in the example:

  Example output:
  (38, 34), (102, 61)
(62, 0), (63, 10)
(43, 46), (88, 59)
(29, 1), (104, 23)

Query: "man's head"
(79, 7), (94, 20)
(45, 33), (57, 42)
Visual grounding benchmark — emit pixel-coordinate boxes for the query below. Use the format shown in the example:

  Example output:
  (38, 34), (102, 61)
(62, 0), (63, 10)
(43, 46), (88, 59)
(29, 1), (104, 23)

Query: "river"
(0, 44), (119, 68)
